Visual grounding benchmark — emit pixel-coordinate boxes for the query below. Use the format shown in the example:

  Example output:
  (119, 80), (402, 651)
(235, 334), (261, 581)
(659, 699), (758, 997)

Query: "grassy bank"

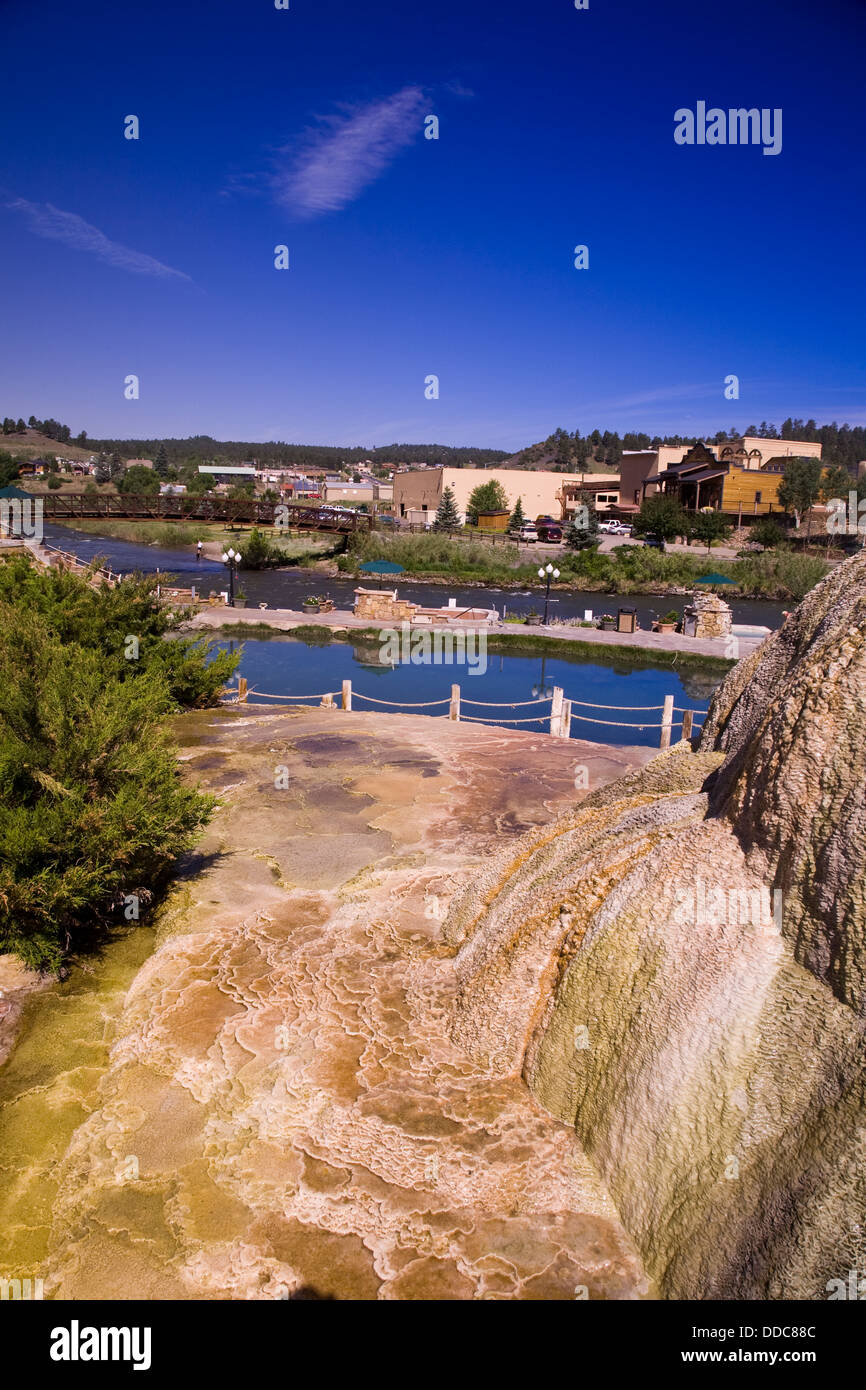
(56, 518), (334, 562)
(339, 532), (828, 601)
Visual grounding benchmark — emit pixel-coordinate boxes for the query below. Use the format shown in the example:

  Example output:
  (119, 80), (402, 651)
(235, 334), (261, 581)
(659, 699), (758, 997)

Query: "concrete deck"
(187, 603), (764, 660)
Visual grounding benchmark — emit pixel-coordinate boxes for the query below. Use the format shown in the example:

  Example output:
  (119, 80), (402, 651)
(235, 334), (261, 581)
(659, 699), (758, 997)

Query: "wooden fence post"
(450, 683), (461, 721)
(342, 679), (352, 711)
(560, 699), (572, 740)
(660, 694), (674, 748)
(238, 677), (248, 704)
(681, 708), (694, 742)
(550, 686), (564, 738)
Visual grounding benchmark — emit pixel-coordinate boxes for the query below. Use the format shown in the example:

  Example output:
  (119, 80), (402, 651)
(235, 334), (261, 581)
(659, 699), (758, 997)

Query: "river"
(43, 523), (788, 629)
(44, 521), (777, 747)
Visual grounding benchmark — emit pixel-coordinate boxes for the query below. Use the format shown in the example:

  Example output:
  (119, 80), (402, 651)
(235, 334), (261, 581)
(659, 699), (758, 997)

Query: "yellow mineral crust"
(20, 710), (653, 1301)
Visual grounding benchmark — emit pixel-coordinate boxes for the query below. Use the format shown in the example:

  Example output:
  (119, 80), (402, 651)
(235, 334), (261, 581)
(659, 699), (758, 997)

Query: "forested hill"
(3, 415), (865, 474)
(85, 439), (514, 469)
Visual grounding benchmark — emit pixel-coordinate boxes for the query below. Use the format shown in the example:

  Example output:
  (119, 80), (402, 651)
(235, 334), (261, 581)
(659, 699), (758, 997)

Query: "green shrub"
(0, 559), (240, 969)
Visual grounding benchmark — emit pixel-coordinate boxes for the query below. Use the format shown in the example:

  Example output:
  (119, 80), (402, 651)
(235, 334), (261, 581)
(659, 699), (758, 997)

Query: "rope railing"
(221, 675), (706, 747)
(460, 696), (551, 707)
(352, 692), (451, 708)
(569, 699), (666, 711)
(236, 689), (338, 701)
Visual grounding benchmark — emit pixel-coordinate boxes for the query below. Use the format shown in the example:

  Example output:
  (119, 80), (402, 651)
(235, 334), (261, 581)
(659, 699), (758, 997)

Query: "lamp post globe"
(541, 561), (558, 625)
(222, 548), (238, 607)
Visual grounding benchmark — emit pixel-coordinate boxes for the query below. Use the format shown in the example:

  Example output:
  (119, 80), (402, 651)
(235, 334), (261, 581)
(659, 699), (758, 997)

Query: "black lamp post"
(221, 546), (239, 606)
(537, 562), (560, 625)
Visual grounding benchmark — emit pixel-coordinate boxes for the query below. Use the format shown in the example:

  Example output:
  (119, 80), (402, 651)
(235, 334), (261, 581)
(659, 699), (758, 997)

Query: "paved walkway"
(187, 603), (765, 659)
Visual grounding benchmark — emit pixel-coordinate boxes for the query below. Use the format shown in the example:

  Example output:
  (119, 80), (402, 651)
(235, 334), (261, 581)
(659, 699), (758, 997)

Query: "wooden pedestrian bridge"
(39, 493), (372, 533)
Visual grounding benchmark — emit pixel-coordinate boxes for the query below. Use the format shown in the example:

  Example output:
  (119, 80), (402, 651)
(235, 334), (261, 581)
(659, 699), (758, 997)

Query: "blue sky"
(1, 0), (864, 450)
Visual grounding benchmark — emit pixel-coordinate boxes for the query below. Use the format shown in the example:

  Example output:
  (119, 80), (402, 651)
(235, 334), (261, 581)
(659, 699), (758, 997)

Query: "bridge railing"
(39, 493), (371, 531)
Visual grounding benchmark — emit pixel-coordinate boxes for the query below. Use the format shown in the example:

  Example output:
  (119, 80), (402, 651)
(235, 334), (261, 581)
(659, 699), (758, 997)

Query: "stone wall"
(353, 588), (418, 622)
(691, 593), (732, 639)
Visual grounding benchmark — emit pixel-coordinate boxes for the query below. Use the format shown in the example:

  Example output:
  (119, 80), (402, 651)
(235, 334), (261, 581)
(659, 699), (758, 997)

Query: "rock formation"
(448, 549), (866, 1298)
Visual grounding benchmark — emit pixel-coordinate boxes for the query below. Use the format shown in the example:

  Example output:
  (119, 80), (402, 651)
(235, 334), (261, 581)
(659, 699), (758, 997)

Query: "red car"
(535, 516), (563, 542)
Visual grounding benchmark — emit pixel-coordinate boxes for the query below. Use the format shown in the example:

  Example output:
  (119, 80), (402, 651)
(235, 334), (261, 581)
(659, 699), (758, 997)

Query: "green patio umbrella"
(358, 559), (405, 588)
(696, 572), (736, 588)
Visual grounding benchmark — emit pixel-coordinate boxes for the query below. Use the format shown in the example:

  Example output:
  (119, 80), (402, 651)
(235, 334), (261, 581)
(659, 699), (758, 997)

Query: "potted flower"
(302, 595), (320, 612)
(599, 613), (616, 630)
(234, 589), (248, 609)
(525, 608), (543, 627)
(655, 609), (679, 633)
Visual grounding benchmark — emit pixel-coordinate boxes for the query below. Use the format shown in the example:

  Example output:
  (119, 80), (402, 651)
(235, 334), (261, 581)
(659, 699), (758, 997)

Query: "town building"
(636, 437), (823, 519)
(393, 467), (621, 525)
(198, 465), (257, 481)
(323, 480), (393, 505)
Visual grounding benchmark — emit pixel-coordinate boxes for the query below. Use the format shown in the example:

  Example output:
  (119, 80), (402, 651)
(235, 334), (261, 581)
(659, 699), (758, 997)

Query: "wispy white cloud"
(5, 196), (192, 281)
(272, 87), (427, 219)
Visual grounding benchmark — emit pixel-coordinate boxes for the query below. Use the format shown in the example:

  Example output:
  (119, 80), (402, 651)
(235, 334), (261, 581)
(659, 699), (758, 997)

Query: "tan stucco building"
(393, 467), (620, 523)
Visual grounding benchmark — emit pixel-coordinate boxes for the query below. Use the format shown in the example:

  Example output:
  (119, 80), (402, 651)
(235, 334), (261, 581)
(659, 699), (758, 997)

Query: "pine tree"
(154, 443), (169, 479)
(108, 451), (124, 481)
(565, 491), (600, 550)
(94, 453), (111, 484)
(434, 485), (461, 531)
(509, 496), (525, 531)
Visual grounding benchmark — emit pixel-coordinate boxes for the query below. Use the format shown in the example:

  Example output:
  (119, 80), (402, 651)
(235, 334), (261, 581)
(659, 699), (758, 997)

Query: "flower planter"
(234, 597), (248, 609)
(526, 615), (543, 626)
(302, 601), (319, 613)
(655, 622), (676, 634)
(600, 620), (616, 631)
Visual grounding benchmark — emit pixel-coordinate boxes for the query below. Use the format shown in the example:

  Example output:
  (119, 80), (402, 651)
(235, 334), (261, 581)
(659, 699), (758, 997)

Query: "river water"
(44, 523), (788, 629)
(43, 523), (779, 747)
(214, 634), (721, 748)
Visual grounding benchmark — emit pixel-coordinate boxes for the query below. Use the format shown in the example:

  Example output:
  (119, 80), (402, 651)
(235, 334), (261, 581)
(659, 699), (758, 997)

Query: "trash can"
(617, 606), (637, 634)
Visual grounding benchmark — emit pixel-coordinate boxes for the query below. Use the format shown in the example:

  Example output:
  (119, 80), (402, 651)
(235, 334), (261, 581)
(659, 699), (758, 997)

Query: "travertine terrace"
(6, 711), (652, 1300)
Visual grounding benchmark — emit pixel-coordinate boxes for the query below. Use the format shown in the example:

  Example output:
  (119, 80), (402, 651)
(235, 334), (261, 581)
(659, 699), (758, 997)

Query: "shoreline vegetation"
(53, 519), (829, 600)
(336, 532), (829, 601)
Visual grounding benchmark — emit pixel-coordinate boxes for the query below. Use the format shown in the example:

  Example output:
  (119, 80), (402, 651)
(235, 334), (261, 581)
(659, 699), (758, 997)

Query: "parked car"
(610, 521), (633, 536)
(642, 535), (666, 551)
(535, 516), (563, 542)
(518, 522), (539, 543)
(598, 520), (619, 534)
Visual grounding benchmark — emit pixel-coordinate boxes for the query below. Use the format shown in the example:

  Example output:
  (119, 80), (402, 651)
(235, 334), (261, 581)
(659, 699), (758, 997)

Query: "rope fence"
(222, 676), (706, 747)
